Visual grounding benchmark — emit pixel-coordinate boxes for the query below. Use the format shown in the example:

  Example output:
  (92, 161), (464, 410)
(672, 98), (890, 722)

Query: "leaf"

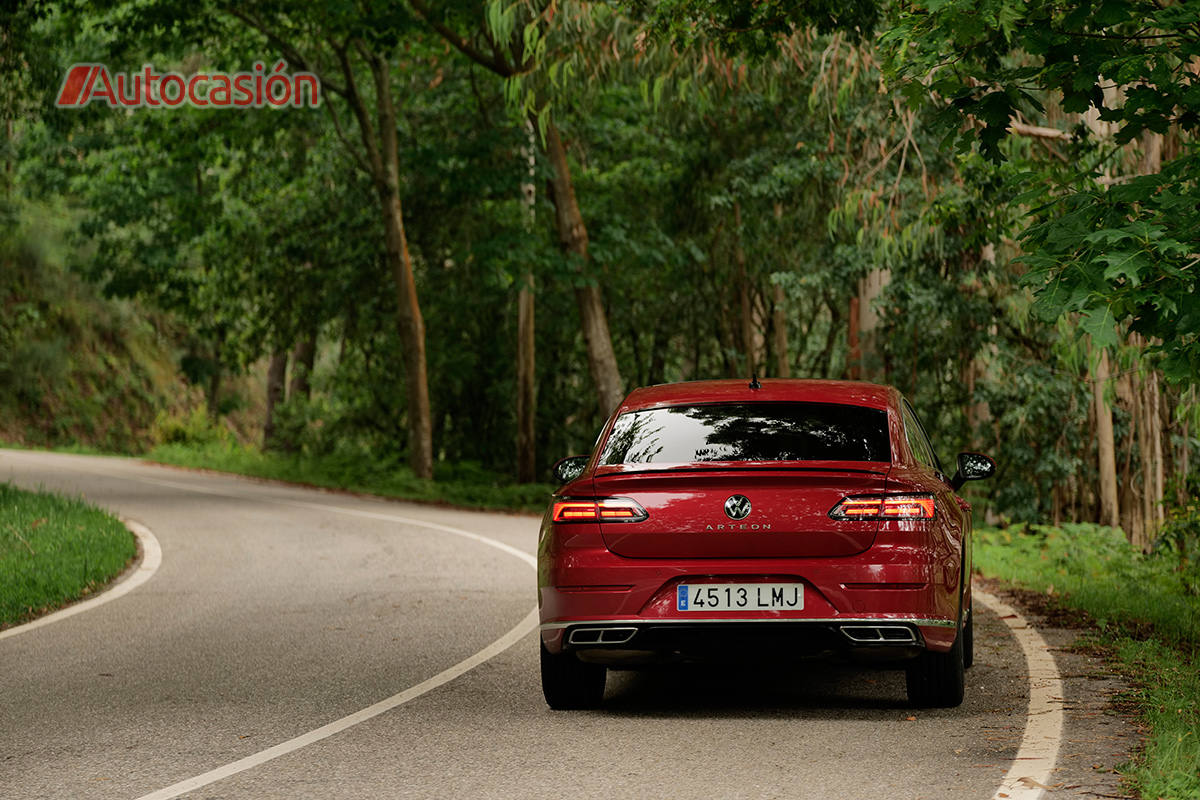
(1016, 777), (1055, 790)
(1080, 307), (1119, 349)
(1099, 251), (1145, 287)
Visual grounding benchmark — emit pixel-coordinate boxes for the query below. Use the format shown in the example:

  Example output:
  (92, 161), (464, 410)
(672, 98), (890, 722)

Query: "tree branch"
(221, 6), (347, 97)
(408, 0), (516, 77)
(333, 39), (384, 182)
(322, 100), (371, 176)
(1008, 121), (1070, 140)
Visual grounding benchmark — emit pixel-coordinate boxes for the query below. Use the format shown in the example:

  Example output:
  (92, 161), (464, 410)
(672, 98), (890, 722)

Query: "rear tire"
(541, 641), (606, 710)
(906, 623), (965, 708)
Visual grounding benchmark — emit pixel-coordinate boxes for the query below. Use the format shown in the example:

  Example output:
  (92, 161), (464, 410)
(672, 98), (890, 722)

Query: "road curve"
(3, 450), (1054, 799)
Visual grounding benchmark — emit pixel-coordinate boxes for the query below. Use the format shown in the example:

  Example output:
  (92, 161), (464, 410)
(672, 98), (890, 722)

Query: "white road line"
(975, 588), (1065, 800)
(0, 518), (162, 642)
(134, 607), (538, 800)
(114, 473), (539, 800)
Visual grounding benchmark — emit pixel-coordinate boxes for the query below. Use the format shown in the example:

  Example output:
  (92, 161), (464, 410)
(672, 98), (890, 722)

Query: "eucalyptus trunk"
(371, 55), (433, 479)
(544, 121), (624, 415)
(516, 280), (536, 482)
(772, 282), (789, 378)
(516, 121), (537, 483)
(289, 335), (316, 401)
(733, 201), (756, 376)
(1092, 344), (1120, 529)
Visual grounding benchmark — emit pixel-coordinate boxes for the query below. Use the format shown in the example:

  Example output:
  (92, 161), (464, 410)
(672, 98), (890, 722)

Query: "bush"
(152, 409), (230, 447)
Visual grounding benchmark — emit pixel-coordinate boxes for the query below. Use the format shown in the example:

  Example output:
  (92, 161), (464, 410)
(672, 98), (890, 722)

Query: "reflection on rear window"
(600, 402), (890, 465)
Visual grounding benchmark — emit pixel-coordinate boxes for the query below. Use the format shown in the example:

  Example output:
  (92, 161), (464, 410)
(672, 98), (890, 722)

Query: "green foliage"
(1157, 474), (1200, 596)
(7, 1), (1195, 515)
(1114, 638), (1200, 800)
(977, 523), (1200, 649)
(631, 0), (878, 56)
(0, 482), (136, 628)
(625, 0), (1200, 384)
(882, 0), (1200, 383)
(0, 203), (186, 452)
(152, 408), (230, 447)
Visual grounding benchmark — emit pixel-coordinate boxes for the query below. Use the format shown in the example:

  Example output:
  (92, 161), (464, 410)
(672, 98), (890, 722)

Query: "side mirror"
(552, 455), (589, 485)
(951, 452), (995, 491)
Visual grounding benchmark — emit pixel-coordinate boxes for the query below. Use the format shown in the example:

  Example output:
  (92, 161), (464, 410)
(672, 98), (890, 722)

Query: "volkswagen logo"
(724, 494), (752, 520)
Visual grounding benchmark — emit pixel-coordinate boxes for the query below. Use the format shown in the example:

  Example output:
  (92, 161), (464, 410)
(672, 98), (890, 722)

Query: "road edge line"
(134, 606), (538, 800)
(975, 588), (1065, 800)
(126, 491), (539, 800)
(0, 518), (162, 642)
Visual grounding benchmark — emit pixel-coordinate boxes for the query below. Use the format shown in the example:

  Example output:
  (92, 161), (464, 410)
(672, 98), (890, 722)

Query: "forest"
(1, 0), (1198, 551)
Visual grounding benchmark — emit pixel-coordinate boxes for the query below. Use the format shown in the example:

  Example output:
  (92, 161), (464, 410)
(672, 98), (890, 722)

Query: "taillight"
(829, 494), (935, 520)
(552, 497), (648, 523)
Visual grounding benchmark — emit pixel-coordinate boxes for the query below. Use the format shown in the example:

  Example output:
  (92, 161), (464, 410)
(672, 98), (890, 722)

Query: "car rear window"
(599, 402), (890, 465)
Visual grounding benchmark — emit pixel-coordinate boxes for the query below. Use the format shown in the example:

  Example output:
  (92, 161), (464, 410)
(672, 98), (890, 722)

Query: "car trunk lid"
(594, 464), (886, 558)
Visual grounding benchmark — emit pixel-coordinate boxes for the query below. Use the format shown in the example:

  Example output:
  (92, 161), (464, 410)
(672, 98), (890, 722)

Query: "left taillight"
(552, 497), (648, 523)
(829, 494), (935, 520)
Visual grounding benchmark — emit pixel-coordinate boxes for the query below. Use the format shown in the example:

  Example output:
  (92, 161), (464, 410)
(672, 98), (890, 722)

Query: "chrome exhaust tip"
(839, 625), (918, 644)
(567, 627), (638, 646)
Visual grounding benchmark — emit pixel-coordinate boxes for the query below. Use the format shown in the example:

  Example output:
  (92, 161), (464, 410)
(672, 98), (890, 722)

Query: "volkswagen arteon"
(538, 379), (995, 709)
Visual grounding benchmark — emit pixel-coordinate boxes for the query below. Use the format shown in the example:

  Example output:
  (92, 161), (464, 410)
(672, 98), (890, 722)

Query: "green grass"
(0, 483), (137, 628)
(976, 523), (1200, 799)
(145, 440), (556, 514)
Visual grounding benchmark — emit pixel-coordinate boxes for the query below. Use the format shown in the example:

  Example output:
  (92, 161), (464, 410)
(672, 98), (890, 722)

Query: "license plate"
(676, 583), (803, 612)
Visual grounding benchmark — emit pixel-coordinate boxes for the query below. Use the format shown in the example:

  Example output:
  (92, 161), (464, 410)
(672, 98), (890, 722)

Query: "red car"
(538, 378), (995, 709)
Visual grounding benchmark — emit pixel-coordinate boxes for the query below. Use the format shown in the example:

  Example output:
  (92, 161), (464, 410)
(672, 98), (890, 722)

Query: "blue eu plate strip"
(677, 585), (688, 611)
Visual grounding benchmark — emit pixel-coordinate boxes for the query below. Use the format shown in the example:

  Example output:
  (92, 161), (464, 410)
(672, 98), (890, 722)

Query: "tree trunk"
(1132, 351), (1165, 547)
(543, 120), (624, 415)
(856, 269), (890, 382)
(733, 202), (756, 376)
(263, 350), (288, 450)
(817, 297), (841, 378)
(289, 334), (316, 401)
(772, 281), (789, 378)
(1149, 358), (1165, 530)
(372, 55), (433, 479)
(846, 295), (860, 380)
(516, 120), (537, 483)
(1134, 371), (1154, 550)
(516, 280), (536, 482)
(1180, 387), (1193, 507)
(1092, 344), (1120, 529)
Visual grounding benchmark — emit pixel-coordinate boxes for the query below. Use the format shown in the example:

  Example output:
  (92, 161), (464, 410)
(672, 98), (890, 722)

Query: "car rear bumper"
(537, 510), (966, 660)
(541, 618), (938, 666)
(537, 552), (962, 656)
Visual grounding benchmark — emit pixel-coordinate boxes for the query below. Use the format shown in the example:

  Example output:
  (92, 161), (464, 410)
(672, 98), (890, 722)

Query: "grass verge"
(976, 523), (1200, 799)
(0, 483), (137, 629)
(145, 441), (556, 514)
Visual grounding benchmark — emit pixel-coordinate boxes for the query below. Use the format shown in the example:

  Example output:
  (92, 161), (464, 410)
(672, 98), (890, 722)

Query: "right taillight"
(829, 494), (935, 520)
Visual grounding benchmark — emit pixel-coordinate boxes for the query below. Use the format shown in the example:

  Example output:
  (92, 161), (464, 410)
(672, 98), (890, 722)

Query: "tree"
(219, 2), (436, 477)
(410, 0), (627, 418)
(881, 0), (1200, 385)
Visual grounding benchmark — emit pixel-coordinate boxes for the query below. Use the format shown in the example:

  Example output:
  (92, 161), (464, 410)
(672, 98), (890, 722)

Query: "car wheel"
(962, 607), (974, 670)
(540, 641), (606, 710)
(905, 623), (965, 708)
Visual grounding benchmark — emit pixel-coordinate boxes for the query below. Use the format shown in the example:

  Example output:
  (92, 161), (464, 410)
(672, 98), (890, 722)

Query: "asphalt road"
(0, 450), (1124, 799)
